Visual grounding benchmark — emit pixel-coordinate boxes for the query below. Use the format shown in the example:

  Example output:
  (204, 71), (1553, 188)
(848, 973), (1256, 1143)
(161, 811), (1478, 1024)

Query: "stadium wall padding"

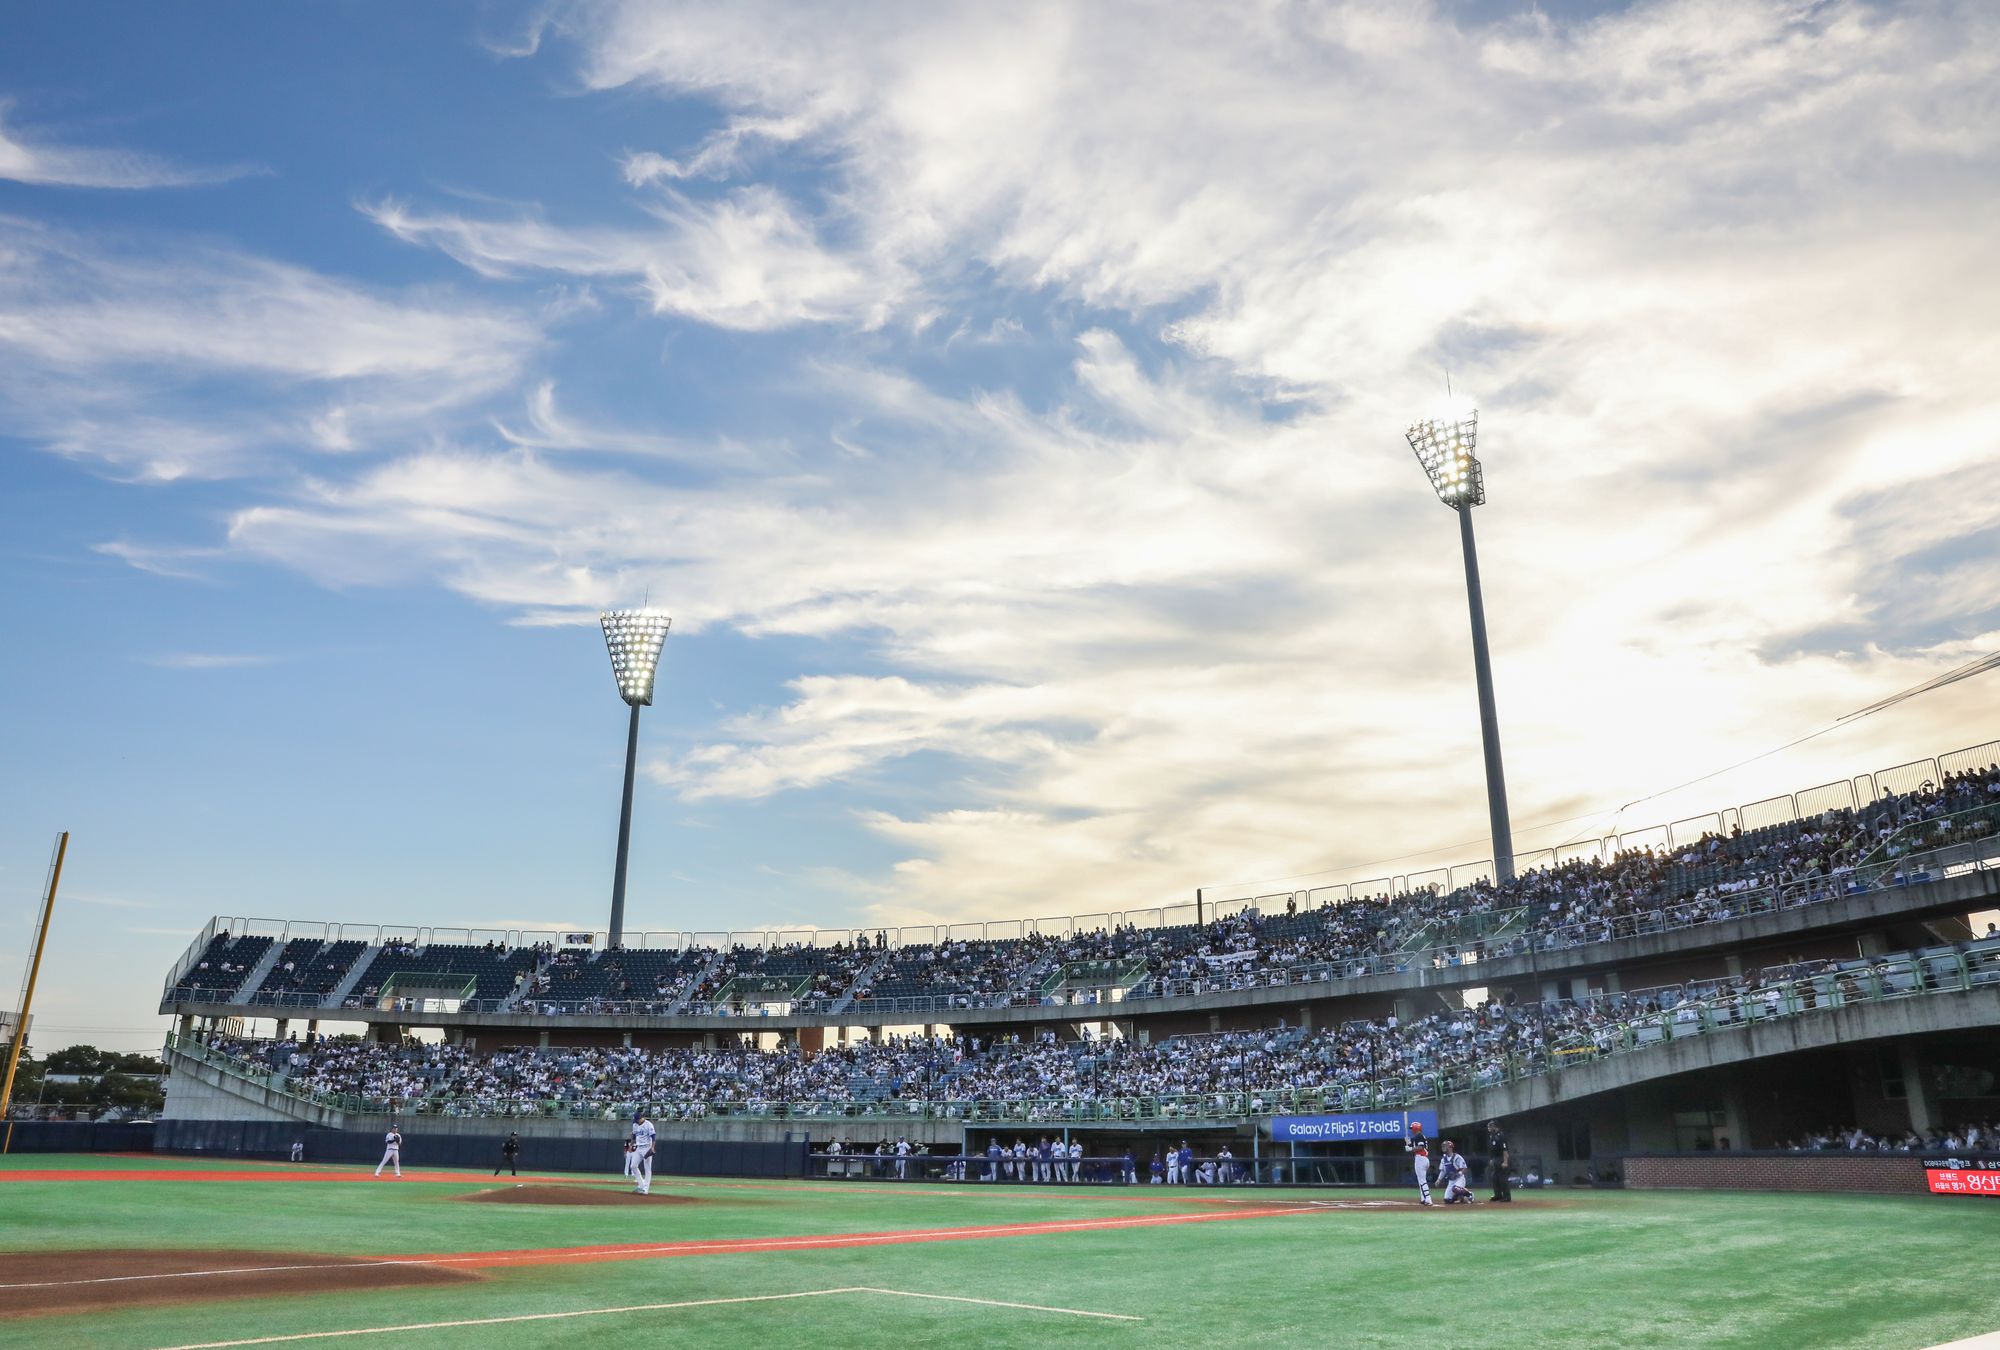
(149, 1117), (810, 1179)
(0, 1120), (156, 1153)
(1618, 1151), (1983, 1195)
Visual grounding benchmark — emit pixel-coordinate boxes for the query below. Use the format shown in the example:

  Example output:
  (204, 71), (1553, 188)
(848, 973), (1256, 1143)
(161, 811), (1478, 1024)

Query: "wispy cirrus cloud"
(0, 104), (253, 189)
(0, 216), (540, 480)
(140, 652), (283, 670)
(365, 185), (899, 330)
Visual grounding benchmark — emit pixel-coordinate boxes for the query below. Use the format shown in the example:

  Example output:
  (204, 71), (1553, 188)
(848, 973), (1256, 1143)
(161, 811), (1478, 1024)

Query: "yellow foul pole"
(0, 832), (69, 1149)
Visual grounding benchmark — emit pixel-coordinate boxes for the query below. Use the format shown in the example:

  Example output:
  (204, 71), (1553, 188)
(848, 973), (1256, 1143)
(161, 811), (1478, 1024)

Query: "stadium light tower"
(600, 609), (672, 950)
(1405, 406), (1516, 886)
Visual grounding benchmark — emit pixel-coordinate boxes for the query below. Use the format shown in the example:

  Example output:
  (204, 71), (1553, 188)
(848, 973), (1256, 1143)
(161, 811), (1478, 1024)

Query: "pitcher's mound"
(460, 1185), (701, 1206)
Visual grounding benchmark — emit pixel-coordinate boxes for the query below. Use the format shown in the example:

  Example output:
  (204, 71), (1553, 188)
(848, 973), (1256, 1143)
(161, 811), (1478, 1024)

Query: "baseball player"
(1068, 1138), (1083, 1183)
(373, 1125), (403, 1179)
(630, 1110), (657, 1195)
(1437, 1141), (1474, 1204)
(494, 1131), (521, 1177)
(1405, 1121), (1433, 1206)
(623, 1137), (638, 1180)
(289, 1138), (304, 1163)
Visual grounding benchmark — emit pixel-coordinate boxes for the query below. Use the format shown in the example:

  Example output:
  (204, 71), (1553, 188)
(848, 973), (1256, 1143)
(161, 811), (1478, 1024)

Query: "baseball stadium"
(0, 735), (1992, 1347)
(6, 3), (2000, 1349)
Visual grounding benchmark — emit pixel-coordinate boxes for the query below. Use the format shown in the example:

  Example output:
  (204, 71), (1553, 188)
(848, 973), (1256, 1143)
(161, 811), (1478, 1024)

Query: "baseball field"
(3, 1153), (1997, 1349)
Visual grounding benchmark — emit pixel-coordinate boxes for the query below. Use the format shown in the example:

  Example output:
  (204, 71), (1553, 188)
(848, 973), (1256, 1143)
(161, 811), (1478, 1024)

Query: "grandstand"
(157, 738), (2000, 1179)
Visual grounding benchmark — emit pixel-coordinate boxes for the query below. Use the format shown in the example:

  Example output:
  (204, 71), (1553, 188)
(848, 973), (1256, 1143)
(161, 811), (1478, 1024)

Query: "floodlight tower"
(1405, 408), (1516, 886)
(600, 609), (672, 950)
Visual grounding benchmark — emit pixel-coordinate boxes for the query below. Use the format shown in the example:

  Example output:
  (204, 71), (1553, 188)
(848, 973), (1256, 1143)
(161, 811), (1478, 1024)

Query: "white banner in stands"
(563, 932), (595, 946)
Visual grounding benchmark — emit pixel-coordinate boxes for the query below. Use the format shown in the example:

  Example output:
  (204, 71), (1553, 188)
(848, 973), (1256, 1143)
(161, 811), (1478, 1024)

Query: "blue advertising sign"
(1270, 1110), (1438, 1142)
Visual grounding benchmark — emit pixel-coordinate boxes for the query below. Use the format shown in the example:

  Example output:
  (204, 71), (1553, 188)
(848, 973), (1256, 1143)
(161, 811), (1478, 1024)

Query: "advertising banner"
(1271, 1110), (1439, 1142)
(562, 932), (595, 946)
(1923, 1157), (2000, 1196)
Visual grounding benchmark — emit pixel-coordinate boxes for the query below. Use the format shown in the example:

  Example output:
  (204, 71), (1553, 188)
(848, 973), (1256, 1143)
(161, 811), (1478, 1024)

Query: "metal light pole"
(599, 610), (672, 950)
(1405, 409), (1515, 885)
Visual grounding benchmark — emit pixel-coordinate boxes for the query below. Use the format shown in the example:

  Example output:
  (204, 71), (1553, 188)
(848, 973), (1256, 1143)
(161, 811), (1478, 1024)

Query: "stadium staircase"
(830, 948), (897, 1014)
(229, 941), (285, 1005)
(324, 947), (376, 1007)
(669, 950), (729, 1013)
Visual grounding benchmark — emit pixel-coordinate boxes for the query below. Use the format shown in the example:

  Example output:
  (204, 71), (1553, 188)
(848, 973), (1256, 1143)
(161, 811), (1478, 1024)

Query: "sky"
(1, 0), (1997, 1052)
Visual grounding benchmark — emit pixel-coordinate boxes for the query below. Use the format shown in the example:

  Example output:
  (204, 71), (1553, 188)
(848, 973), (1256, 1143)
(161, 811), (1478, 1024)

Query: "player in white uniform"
(630, 1111), (657, 1195)
(1406, 1122), (1433, 1206)
(623, 1138), (638, 1180)
(1437, 1141), (1475, 1204)
(374, 1126), (402, 1179)
(1069, 1139), (1083, 1182)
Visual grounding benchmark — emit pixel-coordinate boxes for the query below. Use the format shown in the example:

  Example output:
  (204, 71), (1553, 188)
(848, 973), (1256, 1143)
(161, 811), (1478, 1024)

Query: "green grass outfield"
(2, 1154), (1998, 1349)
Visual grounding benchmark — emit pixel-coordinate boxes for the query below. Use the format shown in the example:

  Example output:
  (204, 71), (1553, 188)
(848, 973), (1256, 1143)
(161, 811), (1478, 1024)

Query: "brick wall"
(1622, 1153), (1927, 1194)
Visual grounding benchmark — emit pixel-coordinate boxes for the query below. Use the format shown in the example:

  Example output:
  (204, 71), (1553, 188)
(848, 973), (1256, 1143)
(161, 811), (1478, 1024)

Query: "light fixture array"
(1405, 410), (1486, 508)
(600, 610), (672, 706)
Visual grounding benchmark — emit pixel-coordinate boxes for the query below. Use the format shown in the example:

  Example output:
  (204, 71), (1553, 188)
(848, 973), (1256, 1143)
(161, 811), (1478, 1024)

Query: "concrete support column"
(1723, 954), (1743, 978)
(622, 1031), (633, 1047)
(1296, 1005), (1312, 1031)
(1602, 971), (1622, 994)
(1858, 932), (1887, 958)
(1900, 1044), (1937, 1135)
(276, 1018), (290, 1040)
(538, 1029), (551, 1049)
(1209, 1013), (1222, 1032)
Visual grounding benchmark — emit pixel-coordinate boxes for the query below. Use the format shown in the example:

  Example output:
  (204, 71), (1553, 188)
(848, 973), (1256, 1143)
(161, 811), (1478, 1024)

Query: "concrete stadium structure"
(157, 841), (2000, 1181)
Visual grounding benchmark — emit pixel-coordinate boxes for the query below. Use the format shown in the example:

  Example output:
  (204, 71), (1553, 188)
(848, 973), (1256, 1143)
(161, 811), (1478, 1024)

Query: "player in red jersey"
(1405, 1121), (1434, 1206)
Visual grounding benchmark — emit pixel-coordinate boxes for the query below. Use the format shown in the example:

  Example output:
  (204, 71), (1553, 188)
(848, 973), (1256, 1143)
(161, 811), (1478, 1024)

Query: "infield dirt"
(0, 1250), (479, 1320)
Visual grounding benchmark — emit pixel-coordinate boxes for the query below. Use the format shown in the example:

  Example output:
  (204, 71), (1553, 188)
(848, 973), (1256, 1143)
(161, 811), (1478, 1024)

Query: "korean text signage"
(1923, 1157), (2000, 1196)
(1271, 1110), (1439, 1142)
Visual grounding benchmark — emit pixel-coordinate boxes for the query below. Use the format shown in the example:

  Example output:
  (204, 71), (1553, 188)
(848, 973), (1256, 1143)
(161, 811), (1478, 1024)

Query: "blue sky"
(2, 1), (1997, 1050)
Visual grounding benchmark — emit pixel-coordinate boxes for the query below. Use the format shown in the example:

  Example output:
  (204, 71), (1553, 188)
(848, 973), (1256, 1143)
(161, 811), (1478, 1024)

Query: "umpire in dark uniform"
(495, 1131), (522, 1177)
(1486, 1119), (1512, 1202)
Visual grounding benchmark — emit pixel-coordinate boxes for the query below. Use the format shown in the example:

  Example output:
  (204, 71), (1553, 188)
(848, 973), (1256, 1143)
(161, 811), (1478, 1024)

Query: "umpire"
(1486, 1119), (1512, 1202)
(495, 1130), (522, 1177)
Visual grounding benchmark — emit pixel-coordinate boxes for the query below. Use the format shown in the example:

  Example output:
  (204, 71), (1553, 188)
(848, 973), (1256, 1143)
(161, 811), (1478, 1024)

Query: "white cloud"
(141, 653), (282, 670)
(0, 105), (252, 189)
(0, 217), (539, 479)
(366, 186), (897, 329)
(41, 1), (2000, 929)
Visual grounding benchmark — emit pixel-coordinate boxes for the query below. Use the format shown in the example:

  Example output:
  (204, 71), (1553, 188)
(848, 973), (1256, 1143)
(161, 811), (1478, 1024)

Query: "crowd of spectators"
(1781, 1122), (1999, 1153)
(212, 765), (2000, 1019)
(191, 926), (1997, 1124)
